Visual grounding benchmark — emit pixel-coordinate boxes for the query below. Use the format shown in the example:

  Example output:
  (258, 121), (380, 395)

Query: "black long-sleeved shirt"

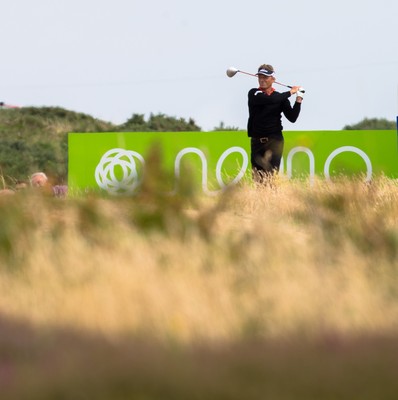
(247, 88), (301, 138)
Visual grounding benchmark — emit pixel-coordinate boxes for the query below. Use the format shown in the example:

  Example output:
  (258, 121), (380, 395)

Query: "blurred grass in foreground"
(1, 173), (398, 399)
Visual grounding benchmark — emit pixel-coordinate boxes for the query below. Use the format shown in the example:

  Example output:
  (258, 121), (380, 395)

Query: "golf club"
(226, 66), (305, 93)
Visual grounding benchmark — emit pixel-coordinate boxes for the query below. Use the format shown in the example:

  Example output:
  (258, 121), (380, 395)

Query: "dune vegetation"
(1, 171), (398, 399)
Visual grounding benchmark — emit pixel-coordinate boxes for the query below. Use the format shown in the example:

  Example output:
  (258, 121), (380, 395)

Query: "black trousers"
(250, 136), (284, 182)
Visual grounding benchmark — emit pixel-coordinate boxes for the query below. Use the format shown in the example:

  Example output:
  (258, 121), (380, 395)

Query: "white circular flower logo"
(95, 148), (145, 195)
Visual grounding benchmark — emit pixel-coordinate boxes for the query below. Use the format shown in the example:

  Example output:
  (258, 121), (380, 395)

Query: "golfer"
(247, 63), (304, 183)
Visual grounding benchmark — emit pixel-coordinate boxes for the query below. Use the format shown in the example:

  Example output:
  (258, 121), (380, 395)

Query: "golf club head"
(226, 67), (239, 77)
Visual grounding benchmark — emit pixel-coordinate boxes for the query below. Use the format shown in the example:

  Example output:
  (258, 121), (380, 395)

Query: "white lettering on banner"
(95, 148), (145, 195)
(324, 146), (372, 182)
(285, 146), (316, 185)
(94, 145), (372, 194)
(172, 147), (211, 195)
(281, 145), (372, 184)
(172, 147), (248, 196)
(95, 146), (249, 195)
(216, 147), (249, 187)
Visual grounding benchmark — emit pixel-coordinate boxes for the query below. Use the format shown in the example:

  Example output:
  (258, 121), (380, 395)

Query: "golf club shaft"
(237, 70), (305, 93)
(238, 70), (257, 78)
(276, 83), (305, 93)
(275, 81), (292, 89)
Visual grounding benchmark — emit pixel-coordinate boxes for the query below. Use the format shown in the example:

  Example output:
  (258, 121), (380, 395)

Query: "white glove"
(297, 87), (305, 99)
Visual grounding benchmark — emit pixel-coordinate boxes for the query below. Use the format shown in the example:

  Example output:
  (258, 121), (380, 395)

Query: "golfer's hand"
(289, 86), (301, 95)
(297, 88), (305, 99)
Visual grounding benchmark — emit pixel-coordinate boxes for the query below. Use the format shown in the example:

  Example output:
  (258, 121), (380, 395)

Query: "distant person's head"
(30, 172), (48, 187)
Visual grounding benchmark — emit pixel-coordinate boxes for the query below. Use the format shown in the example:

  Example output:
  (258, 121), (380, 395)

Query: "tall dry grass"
(3, 174), (398, 399)
(1, 175), (398, 345)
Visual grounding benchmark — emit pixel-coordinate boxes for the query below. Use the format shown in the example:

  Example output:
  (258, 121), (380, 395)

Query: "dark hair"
(258, 64), (274, 73)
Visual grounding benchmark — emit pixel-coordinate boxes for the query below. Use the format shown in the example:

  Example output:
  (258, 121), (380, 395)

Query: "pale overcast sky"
(1, 0), (397, 131)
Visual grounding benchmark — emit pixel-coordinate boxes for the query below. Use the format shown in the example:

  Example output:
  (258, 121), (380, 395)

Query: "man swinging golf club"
(247, 63), (304, 183)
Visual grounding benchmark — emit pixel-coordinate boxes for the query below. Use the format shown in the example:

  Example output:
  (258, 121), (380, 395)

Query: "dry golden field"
(1, 175), (398, 399)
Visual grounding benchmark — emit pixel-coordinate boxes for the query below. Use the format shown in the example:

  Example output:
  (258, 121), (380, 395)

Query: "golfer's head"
(256, 64), (275, 88)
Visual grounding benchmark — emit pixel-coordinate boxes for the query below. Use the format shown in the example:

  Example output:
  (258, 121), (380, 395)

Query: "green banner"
(68, 130), (398, 195)
(283, 130), (398, 181)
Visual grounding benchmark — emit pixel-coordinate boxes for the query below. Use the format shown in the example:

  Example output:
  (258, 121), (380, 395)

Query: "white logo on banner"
(95, 145), (373, 194)
(280, 145), (372, 185)
(95, 147), (249, 195)
(324, 146), (372, 182)
(95, 148), (145, 195)
(172, 146), (248, 196)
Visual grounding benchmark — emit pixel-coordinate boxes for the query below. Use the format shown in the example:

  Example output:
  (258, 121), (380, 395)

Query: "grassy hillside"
(0, 107), (116, 185)
(0, 107), (202, 186)
(0, 106), (116, 140)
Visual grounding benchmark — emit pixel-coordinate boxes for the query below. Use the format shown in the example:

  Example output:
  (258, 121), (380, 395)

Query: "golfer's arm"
(283, 101), (301, 123)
